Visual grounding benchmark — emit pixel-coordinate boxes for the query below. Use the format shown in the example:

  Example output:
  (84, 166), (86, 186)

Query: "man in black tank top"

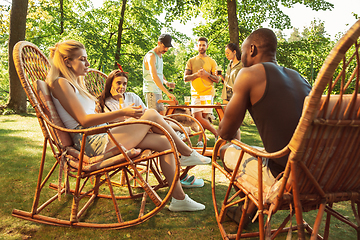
(218, 28), (311, 226)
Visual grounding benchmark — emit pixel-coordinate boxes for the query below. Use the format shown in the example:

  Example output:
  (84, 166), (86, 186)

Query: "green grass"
(0, 114), (357, 239)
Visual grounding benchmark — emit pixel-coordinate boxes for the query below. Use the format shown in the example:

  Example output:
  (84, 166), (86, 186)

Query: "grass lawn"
(0, 113), (357, 239)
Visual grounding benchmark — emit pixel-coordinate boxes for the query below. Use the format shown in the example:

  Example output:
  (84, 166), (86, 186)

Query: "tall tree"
(60, 0), (64, 35)
(227, 0), (239, 45)
(114, 0), (127, 68)
(6, 0), (28, 113)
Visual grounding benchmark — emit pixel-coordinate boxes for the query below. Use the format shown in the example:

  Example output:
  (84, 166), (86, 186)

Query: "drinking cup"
(184, 96), (191, 106)
(200, 95), (206, 105)
(205, 95), (212, 105)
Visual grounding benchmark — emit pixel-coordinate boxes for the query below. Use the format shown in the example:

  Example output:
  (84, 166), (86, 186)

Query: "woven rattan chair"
(12, 41), (181, 229)
(212, 19), (360, 239)
(84, 68), (107, 98)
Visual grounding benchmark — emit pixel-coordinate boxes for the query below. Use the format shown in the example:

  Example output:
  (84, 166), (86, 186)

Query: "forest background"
(0, 0), (359, 113)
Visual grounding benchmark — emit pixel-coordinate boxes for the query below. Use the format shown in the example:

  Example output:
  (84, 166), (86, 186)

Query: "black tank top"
(248, 62), (311, 176)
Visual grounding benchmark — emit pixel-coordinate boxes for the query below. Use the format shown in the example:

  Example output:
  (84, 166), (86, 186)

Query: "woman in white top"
(46, 40), (210, 212)
(98, 70), (147, 118)
(98, 70), (189, 134)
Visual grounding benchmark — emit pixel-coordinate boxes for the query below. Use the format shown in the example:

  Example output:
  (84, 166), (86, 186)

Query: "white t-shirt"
(104, 92), (147, 112)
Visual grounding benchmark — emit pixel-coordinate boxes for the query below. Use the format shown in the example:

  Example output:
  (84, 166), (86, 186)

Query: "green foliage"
(0, 5), (10, 106)
(0, 50), (8, 106)
(277, 19), (334, 85)
(0, 0), (350, 108)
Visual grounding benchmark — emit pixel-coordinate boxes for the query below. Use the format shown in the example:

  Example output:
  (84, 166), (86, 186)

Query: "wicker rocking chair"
(212, 19), (360, 239)
(84, 68), (107, 98)
(12, 41), (181, 229)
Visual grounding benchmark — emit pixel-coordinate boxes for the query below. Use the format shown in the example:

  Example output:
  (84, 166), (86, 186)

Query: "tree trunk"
(7, 0), (29, 113)
(60, 0), (64, 35)
(227, 0), (239, 46)
(114, 0), (127, 69)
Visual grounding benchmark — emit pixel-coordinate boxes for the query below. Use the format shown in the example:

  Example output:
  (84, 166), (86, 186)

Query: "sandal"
(180, 174), (204, 188)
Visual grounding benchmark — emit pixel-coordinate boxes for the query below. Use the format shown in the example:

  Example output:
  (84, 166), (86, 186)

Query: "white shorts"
(191, 95), (213, 114)
(224, 144), (276, 187)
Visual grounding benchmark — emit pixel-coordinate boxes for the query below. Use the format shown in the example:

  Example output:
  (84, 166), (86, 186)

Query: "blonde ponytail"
(46, 40), (96, 101)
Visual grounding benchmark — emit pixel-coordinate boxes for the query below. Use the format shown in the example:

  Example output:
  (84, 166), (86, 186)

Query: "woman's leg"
(140, 109), (193, 156)
(135, 132), (185, 200)
(166, 120), (191, 135)
(105, 120), (206, 211)
(135, 133), (205, 211)
(107, 125), (185, 200)
(106, 123), (152, 151)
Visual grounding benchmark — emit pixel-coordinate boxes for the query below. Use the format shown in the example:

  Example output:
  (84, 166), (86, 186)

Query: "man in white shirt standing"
(143, 34), (176, 115)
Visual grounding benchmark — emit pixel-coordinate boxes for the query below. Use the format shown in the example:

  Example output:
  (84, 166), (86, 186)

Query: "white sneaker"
(168, 194), (205, 212)
(196, 141), (204, 147)
(180, 149), (211, 166)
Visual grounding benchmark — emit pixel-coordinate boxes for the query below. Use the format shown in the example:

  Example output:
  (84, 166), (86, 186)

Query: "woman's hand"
(121, 104), (144, 118)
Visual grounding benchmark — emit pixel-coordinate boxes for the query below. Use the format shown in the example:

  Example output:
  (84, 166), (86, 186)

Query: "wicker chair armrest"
(40, 113), (169, 137)
(229, 138), (290, 160)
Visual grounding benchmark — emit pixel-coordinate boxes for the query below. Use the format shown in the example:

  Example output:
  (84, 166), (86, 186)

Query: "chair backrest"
(13, 41), (73, 148)
(84, 69), (107, 98)
(287, 19), (360, 199)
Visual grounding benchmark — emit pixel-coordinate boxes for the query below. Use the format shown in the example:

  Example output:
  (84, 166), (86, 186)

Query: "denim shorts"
(70, 124), (109, 157)
(145, 92), (164, 112)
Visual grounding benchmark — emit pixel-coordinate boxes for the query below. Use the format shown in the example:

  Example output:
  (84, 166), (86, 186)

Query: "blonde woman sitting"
(46, 40), (210, 211)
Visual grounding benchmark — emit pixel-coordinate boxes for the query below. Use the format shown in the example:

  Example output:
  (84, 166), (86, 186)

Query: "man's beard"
(199, 49), (206, 54)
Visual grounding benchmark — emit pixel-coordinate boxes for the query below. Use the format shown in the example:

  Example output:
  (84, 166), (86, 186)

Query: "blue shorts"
(70, 124), (109, 157)
(144, 92), (164, 112)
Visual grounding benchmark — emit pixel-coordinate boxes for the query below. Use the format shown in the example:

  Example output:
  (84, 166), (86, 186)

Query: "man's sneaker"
(168, 194), (205, 212)
(180, 149), (211, 166)
(196, 141), (204, 147)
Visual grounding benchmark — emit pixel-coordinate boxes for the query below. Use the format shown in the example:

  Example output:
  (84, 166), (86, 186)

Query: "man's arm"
(163, 77), (175, 89)
(146, 53), (175, 100)
(207, 70), (220, 83)
(218, 69), (252, 140)
(184, 69), (198, 82)
(219, 64), (267, 140)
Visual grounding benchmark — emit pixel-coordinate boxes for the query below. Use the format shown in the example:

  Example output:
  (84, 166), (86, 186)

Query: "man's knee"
(219, 142), (231, 161)
(221, 143), (242, 172)
(220, 143), (234, 172)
